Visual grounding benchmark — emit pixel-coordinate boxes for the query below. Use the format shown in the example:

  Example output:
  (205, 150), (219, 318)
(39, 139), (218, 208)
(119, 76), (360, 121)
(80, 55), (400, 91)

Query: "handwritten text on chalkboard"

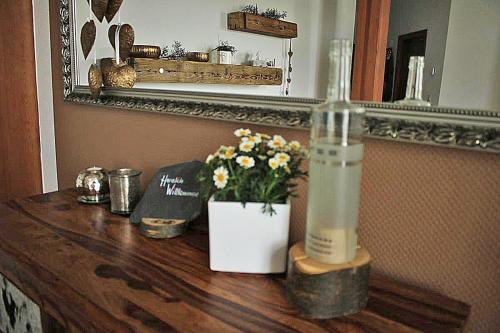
(160, 175), (199, 197)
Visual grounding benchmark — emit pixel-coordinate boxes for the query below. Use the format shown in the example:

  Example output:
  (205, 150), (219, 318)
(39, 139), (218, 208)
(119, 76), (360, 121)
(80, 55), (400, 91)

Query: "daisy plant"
(198, 129), (308, 215)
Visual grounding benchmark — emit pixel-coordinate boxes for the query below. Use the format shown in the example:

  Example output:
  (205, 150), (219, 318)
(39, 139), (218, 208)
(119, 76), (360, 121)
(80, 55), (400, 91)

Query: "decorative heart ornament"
(80, 20), (96, 59)
(101, 58), (136, 88)
(88, 64), (103, 101)
(86, 0), (109, 22)
(108, 24), (135, 61)
(100, 58), (114, 78)
(105, 0), (124, 22)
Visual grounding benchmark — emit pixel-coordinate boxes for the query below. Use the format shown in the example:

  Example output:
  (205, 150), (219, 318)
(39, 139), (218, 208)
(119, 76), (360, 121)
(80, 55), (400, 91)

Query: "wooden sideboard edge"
(0, 192), (472, 332)
(0, 202), (134, 332)
(369, 273), (471, 318)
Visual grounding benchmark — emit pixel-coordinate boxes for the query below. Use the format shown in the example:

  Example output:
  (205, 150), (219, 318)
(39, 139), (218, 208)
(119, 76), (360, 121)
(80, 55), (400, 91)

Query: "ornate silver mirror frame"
(59, 0), (499, 153)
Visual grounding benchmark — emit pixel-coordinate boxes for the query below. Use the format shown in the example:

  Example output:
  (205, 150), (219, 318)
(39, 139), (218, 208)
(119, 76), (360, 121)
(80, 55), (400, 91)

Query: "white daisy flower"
(239, 140), (255, 153)
(289, 140), (301, 151)
(268, 158), (280, 170)
(256, 133), (271, 140)
(242, 135), (262, 144)
(275, 152), (291, 166)
(267, 135), (287, 149)
(219, 146), (237, 160)
(234, 128), (252, 137)
(213, 166), (229, 189)
(206, 154), (216, 163)
(236, 156), (255, 169)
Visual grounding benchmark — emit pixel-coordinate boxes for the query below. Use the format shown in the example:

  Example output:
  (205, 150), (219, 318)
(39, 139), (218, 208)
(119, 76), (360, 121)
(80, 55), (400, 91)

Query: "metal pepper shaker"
(75, 166), (110, 204)
(108, 168), (142, 215)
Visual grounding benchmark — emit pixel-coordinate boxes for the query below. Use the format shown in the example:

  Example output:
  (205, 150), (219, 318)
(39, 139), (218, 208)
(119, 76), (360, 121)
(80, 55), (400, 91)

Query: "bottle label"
(305, 227), (358, 264)
(310, 142), (363, 165)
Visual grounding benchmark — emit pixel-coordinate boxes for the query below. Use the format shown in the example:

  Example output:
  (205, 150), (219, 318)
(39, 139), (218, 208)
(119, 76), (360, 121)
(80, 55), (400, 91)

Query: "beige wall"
(440, 0), (500, 111)
(49, 0), (500, 331)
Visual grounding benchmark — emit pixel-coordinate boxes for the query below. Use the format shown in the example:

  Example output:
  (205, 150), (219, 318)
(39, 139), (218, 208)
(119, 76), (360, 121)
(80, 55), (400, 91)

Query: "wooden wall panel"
(352, 0), (391, 101)
(0, 21), (6, 202)
(0, 0), (42, 200)
(0, 50), (6, 202)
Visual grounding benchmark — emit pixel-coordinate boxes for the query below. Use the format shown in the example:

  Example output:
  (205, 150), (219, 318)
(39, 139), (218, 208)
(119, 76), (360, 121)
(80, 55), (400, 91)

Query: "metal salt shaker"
(75, 166), (110, 204)
(108, 169), (142, 215)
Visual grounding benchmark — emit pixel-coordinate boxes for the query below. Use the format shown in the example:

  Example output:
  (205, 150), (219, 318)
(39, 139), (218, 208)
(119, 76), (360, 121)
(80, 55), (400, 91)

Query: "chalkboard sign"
(130, 161), (203, 224)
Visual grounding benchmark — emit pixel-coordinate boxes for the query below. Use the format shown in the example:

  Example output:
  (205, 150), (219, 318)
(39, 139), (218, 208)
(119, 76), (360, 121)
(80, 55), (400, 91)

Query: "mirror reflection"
(75, 0), (499, 111)
(76, 0), (355, 99)
(383, 0), (500, 110)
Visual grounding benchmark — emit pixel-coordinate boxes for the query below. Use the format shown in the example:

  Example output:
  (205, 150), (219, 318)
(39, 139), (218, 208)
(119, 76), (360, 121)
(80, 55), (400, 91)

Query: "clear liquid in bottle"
(305, 39), (365, 265)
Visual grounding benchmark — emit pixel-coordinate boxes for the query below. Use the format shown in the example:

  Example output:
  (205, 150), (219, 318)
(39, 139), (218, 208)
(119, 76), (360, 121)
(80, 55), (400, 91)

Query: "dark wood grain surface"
(0, 190), (470, 332)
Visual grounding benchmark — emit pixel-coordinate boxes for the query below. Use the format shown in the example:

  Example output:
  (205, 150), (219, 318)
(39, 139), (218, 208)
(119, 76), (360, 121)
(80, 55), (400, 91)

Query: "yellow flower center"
(216, 174), (225, 182)
(248, 137), (257, 143)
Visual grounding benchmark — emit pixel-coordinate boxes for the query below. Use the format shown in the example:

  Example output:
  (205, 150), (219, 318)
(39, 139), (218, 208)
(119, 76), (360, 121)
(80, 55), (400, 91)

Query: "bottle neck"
(326, 40), (352, 103)
(405, 56), (425, 100)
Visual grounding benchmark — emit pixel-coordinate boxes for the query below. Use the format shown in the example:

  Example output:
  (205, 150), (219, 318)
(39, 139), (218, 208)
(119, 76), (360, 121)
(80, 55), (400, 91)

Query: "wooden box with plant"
(210, 40), (237, 65)
(198, 129), (307, 273)
(228, 4), (297, 39)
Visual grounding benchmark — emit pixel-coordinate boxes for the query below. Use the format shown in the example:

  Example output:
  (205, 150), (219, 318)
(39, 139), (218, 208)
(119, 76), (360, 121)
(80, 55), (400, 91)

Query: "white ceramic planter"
(208, 197), (291, 273)
(210, 50), (233, 64)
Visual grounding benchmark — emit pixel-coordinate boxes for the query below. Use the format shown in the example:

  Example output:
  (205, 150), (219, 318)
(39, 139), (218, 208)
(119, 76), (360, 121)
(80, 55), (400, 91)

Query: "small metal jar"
(186, 52), (210, 62)
(129, 45), (162, 59)
(108, 168), (142, 215)
(75, 166), (110, 204)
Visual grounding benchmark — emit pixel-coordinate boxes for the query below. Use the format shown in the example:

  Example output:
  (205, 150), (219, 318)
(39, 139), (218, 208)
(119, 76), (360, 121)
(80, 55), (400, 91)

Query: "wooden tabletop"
(0, 190), (470, 332)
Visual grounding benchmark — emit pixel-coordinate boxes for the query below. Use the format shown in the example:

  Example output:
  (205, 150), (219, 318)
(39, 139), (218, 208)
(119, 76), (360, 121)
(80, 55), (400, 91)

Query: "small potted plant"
(198, 129), (307, 273)
(241, 4), (288, 20)
(210, 40), (237, 65)
(160, 41), (187, 61)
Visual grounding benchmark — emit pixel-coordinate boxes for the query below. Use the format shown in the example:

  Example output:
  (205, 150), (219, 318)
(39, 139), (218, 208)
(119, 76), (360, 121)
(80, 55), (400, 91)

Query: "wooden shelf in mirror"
(132, 58), (283, 85)
(228, 12), (298, 39)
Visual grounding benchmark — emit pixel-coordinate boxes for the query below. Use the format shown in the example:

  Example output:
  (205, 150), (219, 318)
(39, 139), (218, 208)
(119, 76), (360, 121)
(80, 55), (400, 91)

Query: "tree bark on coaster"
(286, 242), (371, 319)
(139, 218), (188, 239)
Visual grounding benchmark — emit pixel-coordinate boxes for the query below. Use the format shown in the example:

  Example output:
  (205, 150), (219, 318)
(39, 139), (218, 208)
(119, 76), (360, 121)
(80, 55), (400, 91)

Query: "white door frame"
(32, 0), (58, 192)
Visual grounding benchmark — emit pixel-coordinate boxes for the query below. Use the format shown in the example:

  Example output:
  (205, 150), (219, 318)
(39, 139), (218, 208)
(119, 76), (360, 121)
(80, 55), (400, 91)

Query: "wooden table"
(0, 190), (470, 332)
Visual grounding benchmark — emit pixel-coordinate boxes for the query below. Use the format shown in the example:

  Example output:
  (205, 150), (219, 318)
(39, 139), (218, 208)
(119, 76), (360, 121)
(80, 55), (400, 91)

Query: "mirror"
(62, 0), (499, 153)
(74, 0), (499, 111)
(382, 0), (500, 111)
(75, 0), (356, 100)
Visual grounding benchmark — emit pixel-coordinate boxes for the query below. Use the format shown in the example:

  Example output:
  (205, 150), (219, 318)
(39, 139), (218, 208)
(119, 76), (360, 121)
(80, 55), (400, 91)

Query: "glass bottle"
(305, 39), (365, 265)
(395, 56), (431, 106)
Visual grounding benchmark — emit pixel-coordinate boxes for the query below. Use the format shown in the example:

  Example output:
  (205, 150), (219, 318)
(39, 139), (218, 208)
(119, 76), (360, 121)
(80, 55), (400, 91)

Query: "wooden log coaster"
(286, 242), (371, 319)
(139, 218), (188, 239)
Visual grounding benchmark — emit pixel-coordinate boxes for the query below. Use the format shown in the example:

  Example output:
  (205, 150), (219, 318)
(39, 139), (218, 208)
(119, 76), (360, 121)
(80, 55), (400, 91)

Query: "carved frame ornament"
(60, 0), (499, 153)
